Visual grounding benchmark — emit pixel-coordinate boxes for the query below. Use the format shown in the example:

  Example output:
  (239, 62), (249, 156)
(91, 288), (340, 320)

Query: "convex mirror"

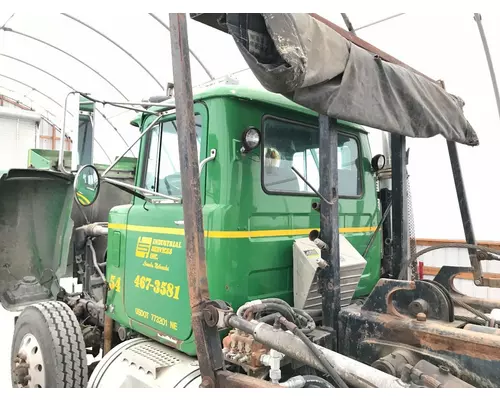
(74, 164), (100, 206)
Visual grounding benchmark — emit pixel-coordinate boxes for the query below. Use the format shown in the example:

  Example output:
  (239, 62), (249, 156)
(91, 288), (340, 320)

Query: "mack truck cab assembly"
(4, 13), (500, 389)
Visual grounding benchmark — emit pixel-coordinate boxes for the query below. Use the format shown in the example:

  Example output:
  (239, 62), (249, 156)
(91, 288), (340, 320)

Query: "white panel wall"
(0, 116), (36, 170)
(0, 106), (41, 170)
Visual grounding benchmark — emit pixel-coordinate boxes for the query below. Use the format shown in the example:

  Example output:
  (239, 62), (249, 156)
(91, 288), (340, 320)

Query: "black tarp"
(220, 13), (478, 146)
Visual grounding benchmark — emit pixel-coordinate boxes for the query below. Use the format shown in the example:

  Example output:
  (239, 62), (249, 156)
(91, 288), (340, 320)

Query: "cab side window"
(262, 117), (362, 197)
(143, 125), (160, 191)
(142, 115), (203, 197)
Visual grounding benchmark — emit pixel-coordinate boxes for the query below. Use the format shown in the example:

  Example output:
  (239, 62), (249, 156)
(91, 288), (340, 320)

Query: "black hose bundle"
(246, 303), (296, 324)
(241, 298), (316, 333)
(278, 317), (348, 388)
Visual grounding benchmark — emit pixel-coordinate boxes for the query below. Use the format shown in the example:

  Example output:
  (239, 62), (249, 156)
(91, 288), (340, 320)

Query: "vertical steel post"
(318, 115), (341, 350)
(169, 13), (223, 388)
(340, 13), (356, 34)
(437, 79), (483, 284)
(391, 134), (408, 279)
(474, 14), (500, 124)
(447, 140), (483, 283)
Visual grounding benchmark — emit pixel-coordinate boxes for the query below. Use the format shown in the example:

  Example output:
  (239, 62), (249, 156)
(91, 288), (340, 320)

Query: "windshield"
(143, 114), (202, 197)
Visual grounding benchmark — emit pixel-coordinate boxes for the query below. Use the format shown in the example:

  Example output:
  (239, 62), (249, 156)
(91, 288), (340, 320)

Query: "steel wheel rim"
(14, 333), (46, 388)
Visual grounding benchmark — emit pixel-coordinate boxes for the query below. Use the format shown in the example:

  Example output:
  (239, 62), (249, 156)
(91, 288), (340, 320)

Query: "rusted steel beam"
(103, 314), (113, 356)
(0, 94), (31, 110)
(216, 370), (283, 388)
(309, 13), (438, 84)
(169, 13), (223, 388)
(406, 318), (500, 362)
(342, 308), (500, 387)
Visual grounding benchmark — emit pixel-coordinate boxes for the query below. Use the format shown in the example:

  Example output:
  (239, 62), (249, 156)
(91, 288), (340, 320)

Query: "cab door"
(122, 103), (208, 343)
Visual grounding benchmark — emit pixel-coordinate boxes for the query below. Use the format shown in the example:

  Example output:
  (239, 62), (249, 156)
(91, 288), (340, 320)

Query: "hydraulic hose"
(293, 308), (316, 333)
(280, 375), (334, 388)
(244, 303), (296, 326)
(261, 298), (291, 307)
(242, 298), (316, 333)
(88, 239), (106, 284)
(400, 243), (500, 280)
(278, 317), (348, 388)
(453, 297), (491, 324)
(258, 312), (282, 325)
(302, 375), (335, 388)
(455, 315), (488, 325)
(238, 298), (293, 316)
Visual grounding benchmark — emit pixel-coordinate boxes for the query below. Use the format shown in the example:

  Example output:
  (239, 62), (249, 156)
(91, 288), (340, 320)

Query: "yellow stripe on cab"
(108, 223), (376, 238)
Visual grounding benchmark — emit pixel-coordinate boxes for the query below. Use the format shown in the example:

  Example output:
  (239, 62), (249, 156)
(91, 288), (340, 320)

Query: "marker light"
(371, 154), (386, 171)
(241, 127), (261, 153)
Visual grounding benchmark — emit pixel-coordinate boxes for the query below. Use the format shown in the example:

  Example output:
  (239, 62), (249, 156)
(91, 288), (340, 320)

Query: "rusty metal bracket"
(362, 279), (453, 322)
(203, 300), (233, 329)
(434, 266), (500, 312)
(433, 266), (473, 296)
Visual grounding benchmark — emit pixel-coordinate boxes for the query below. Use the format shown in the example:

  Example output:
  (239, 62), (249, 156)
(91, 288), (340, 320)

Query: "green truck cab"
(102, 85), (382, 355)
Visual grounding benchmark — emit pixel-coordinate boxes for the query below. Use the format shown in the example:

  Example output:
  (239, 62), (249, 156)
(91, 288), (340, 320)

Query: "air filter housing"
(293, 235), (367, 313)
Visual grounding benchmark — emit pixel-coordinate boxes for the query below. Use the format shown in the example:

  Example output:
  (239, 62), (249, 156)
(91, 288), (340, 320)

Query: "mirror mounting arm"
(103, 177), (181, 203)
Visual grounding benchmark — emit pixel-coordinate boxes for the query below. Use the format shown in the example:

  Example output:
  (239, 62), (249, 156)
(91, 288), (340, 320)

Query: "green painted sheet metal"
(79, 95), (94, 113)
(28, 149), (72, 170)
(28, 149), (137, 175)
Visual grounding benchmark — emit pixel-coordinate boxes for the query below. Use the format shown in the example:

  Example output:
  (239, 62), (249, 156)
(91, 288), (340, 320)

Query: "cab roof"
(131, 84), (367, 133)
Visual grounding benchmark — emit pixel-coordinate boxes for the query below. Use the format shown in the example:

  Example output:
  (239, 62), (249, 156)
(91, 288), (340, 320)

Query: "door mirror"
(74, 164), (100, 206)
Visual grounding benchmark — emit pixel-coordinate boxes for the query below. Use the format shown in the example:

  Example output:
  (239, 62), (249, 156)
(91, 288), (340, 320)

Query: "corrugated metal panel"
(0, 114), (37, 170)
(418, 244), (500, 300)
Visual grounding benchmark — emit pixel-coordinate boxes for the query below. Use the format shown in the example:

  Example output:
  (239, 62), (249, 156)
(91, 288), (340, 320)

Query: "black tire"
(11, 301), (88, 388)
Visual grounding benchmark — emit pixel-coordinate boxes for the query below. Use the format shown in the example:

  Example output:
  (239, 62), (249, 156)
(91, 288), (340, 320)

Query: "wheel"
(11, 301), (88, 388)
